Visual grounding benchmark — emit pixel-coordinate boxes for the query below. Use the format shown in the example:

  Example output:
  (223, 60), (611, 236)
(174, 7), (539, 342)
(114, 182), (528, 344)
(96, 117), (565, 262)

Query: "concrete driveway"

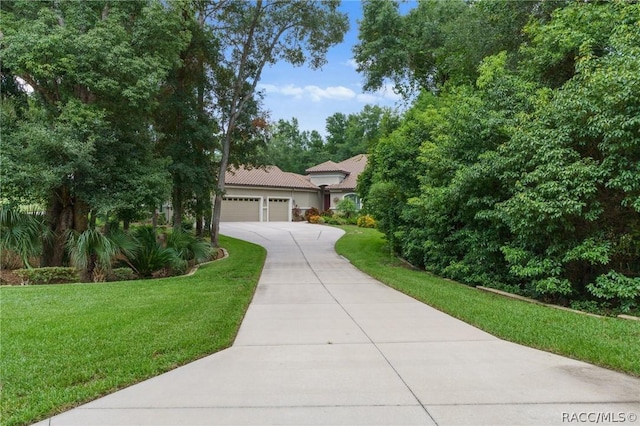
(36, 222), (640, 425)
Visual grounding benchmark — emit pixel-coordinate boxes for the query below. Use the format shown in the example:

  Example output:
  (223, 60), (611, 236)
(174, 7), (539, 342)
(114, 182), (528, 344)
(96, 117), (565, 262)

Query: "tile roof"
(225, 155), (368, 192)
(305, 161), (349, 174)
(326, 154), (368, 190)
(225, 165), (318, 190)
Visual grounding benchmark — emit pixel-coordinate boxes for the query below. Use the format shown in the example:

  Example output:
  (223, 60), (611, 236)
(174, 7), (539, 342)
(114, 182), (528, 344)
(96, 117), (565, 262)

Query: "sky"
(257, 1), (404, 136)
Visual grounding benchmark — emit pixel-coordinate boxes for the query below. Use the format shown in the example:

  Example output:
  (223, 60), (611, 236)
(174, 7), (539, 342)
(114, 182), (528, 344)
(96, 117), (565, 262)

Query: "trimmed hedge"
(107, 268), (137, 282)
(14, 267), (80, 285)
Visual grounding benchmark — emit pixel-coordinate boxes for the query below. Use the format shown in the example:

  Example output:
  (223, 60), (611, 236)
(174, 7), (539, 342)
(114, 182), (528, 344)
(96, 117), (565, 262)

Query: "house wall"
(224, 186), (321, 220)
(308, 173), (346, 187)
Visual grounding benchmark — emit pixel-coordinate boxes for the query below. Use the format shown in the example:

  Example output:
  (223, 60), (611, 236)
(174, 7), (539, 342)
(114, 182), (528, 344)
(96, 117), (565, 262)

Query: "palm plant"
(66, 228), (136, 282)
(125, 226), (182, 278)
(0, 205), (47, 269)
(164, 230), (213, 265)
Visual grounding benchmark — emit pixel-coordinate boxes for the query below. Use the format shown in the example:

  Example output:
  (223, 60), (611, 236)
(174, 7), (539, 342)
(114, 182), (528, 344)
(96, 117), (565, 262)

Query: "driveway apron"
(36, 222), (640, 425)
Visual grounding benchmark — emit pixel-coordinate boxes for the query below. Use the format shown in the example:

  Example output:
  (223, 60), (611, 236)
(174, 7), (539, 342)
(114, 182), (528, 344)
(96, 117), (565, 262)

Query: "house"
(221, 154), (367, 222)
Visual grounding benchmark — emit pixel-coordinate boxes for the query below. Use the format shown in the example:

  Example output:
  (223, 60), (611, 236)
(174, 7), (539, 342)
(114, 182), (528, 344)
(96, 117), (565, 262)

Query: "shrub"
(321, 209), (334, 218)
(0, 205), (48, 268)
(323, 215), (346, 225)
(292, 206), (304, 222)
(107, 268), (137, 282)
(308, 215), (324, 224)
(124, 226), (182, 278)
(14, 267), (79, 285)
(181, 219), (194, 232)
(357, 215), (376, 228)
(587, 271), (640, 313)
(164, 230), (213, 264)
(336, 198), (357, 219)
(304, 207), (320, 222)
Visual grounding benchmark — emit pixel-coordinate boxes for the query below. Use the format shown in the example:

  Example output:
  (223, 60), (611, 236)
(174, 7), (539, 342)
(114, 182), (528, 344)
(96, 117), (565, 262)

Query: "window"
(343, 193), (361, 210)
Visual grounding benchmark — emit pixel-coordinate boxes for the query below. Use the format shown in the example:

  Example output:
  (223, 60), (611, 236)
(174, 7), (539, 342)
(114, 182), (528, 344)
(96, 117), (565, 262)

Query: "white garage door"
(268, 198), (290, 222)
(221, 197), (261, 222)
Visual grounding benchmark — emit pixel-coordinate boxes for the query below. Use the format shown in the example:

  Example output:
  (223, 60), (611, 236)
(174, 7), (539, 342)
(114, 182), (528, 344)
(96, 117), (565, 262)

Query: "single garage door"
(221, 197), (261, 222)
(268, 198), (290, 222)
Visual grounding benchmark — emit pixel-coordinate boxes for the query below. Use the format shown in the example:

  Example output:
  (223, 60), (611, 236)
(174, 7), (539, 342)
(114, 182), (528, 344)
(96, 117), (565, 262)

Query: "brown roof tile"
(225, 166), (318, 190)
(327, 154), (368, 190)
(305, 160), (349, 174)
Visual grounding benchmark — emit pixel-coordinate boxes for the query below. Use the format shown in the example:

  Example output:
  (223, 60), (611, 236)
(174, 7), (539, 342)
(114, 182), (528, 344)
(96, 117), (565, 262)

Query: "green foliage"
(65, 228), (121, 282)
(335, 198), (357, 219)
(14, 267), (79, 285)
(587, 272), (640, 313)
(107, 267), (137, 282)
(263, 106), (397, 174)
(354, 0), (564, 96)
(359, 0), (640, 311)
(1, 1), (183, 263)
(124, 226), (181, 278)
(0, 205), (47, 269)
(164, 230), (213, 265)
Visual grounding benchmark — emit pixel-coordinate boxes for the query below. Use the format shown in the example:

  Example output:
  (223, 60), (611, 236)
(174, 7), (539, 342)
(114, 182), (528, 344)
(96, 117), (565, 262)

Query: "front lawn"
(0, 235), (266, 426)
(335, 226), (640, 377)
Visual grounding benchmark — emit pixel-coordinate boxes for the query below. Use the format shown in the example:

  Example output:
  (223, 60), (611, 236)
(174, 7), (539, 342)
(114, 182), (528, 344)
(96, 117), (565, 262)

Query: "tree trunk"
(211, 133), (232, 247)
(41, 186), (89, 267)
(172, 187), (183, 230)
(195, 211), (203, 238)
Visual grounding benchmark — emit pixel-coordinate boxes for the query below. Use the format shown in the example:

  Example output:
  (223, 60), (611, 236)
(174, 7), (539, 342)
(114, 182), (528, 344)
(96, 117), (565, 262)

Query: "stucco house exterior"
(221, 154), (367, 222)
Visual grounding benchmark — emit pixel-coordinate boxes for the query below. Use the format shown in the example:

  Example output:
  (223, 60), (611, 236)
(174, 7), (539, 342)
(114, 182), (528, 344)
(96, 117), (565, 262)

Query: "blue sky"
(258, 1), (404, 136)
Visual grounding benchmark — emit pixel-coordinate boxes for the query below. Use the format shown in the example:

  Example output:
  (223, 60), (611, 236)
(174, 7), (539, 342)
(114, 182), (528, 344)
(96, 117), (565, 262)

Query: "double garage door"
(220, 197), (290, 222)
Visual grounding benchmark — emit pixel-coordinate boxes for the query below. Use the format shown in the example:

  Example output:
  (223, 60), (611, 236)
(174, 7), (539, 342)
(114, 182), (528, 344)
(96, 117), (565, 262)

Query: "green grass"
(0, 235), (266, 426)
(335, 226), (640, 377)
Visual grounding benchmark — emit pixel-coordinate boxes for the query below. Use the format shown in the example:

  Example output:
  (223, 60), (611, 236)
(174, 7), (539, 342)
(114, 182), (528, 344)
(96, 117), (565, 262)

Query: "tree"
(205, 0), (348, 246)
(353, 0), (467, 96)
(155, 2), (220, 230)
(357, 0), (640, 311)
(1, 1), (186, 265)
(353, 0), (566, 96)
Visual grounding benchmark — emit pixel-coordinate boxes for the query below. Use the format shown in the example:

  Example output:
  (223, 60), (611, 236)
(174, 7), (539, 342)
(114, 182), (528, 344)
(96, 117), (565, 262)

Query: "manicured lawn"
(335, 226), (640, 377)
(0, 235), (266, 426)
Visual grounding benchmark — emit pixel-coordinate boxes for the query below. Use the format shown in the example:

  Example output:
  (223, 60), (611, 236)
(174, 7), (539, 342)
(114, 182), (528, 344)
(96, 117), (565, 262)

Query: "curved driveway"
(38, 222), (640, 425)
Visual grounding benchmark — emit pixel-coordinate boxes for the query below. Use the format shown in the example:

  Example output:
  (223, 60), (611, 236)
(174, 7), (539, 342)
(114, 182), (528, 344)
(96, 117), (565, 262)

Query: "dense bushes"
(1, 205), (214, 284)
(14, 268), (79, 285)
(359, 1), (640, 314)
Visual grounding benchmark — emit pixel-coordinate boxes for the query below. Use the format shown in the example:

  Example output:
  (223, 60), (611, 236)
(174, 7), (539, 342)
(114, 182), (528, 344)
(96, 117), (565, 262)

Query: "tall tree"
(205, 0), (348, 246)
(354, 0), (566, 96)
(155, 2), (219, 230)
(1, 1), (185, 264)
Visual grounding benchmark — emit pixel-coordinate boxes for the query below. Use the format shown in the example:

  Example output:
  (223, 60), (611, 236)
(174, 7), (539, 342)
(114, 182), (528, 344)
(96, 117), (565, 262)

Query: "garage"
(221, 197), (261, 222)
(268, 198), (290, 222)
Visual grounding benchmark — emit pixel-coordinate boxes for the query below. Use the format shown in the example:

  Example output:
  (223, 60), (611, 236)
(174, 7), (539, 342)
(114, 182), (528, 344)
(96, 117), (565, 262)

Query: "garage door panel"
(221, 197), (260, 222)
(268, 198), (289, 222)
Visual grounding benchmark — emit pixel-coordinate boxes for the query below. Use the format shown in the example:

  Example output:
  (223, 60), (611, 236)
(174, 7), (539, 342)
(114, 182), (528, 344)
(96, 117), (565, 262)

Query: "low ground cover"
(0, 235), (266, 426)
(335, 226), (640, 377)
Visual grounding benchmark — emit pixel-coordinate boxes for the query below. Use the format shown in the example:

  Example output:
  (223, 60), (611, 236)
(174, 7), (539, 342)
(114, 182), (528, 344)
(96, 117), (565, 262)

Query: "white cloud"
(258, 81), (402, 108)
(280, 84), (304, 97)
(259, 83), (280, 94)
(377, 83), (402, 101)
(345, 58), (359, 70)
(356, 93), (378, 103)
(258, 83), (357, 102)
